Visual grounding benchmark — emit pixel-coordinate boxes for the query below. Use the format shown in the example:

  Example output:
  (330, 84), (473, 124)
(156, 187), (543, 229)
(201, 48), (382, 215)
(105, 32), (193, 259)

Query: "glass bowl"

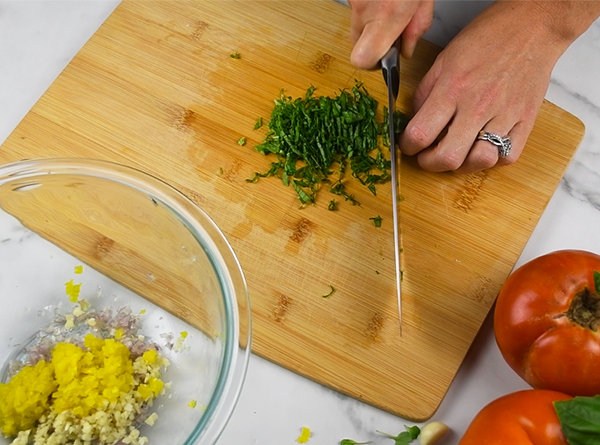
(0, 158), (251, 445)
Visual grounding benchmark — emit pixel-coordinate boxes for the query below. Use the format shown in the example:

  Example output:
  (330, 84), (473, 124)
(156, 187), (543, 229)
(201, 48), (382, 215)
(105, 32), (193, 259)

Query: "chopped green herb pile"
(247, 82), (408, 207)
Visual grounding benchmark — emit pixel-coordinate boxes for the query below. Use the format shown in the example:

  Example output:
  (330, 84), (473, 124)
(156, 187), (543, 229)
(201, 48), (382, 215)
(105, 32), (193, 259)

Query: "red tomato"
(494, 249), (600, 396)
(458, 390), (571, 445)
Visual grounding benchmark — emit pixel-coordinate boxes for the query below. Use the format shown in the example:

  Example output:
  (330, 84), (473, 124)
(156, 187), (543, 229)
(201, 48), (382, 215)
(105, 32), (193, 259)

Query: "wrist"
(523, 0), (600, 47)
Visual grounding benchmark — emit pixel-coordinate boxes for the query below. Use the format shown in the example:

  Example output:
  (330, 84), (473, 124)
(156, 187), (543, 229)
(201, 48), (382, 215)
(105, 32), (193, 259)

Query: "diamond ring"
(476, 131), (512, 157)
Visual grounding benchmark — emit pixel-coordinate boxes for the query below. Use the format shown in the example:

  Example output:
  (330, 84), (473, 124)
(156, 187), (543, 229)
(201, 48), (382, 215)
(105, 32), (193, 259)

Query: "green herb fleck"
(370, 215), (382, 227)
(594, 270), (600, 294)
(249, 82), (408, 206)
(330, 180), (359, 206)
(340, 440), (372, 445)
(328, 199), (338, 211)
(375, 270), (380, 275)
(230, 52), (241, 59)
(218, 167), (224, 174)
(238, 137), (246, 146)
(246, 173), (260, 183)
(322, 285), (335, 298)
(293, 180), (314, 206)
(254, 117), (263, 130)
(376, 425), (420, 445)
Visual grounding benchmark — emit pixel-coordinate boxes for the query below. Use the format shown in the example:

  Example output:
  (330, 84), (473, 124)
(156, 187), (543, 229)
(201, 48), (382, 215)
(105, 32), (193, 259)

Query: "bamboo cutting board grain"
(0, 0), (584, 420)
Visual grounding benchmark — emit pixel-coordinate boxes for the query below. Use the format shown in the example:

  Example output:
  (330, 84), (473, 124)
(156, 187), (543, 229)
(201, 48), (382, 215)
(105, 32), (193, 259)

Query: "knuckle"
(416, 11), (433, 33)
(443, 152), (465, 171)
(405, 123), (432, 148)
(474, 150), (498, 169)
(448, 75), (469, 98)
(424, 148), (464, 172)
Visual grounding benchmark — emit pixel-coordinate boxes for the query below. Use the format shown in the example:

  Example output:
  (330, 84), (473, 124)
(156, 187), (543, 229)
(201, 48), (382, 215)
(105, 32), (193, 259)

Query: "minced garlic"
(0, 333), (168, 445)
(64, 314), (75, 329)
(144, 413), (158, 426)
(72, 306), (84, 317)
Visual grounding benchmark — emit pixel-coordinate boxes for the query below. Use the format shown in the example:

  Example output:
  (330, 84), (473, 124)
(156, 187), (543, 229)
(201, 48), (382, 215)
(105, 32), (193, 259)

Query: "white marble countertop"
(1, 1), (599, 444)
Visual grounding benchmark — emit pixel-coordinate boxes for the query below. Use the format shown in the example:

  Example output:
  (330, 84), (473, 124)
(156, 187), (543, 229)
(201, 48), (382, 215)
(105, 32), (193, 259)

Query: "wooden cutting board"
(0, 0), (584, 420)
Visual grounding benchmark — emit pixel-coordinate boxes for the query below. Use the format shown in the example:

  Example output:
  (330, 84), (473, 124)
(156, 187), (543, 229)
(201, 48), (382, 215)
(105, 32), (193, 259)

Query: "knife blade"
(381, 42), (402, 335)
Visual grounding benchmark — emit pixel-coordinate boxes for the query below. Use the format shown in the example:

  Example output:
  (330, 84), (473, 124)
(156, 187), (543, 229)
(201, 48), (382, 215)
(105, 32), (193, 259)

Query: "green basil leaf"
(405, 425), (420, 440)
(394, 431), (412, 444)
(594, 270), (600, 294)
(376, 425), (420, 445)
(339, 440), (371, 445)
(555, 396), (600, 445)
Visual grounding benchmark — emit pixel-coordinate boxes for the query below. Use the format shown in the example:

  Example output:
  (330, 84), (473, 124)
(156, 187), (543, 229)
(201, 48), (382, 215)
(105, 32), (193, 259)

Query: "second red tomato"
(494, 249), (600, 396)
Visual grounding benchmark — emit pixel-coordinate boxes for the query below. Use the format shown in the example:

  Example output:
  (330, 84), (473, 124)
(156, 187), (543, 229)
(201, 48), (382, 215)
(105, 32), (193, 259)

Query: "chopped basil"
(370, 215), (382, 227)
(249, 82), (408, 207)
(322, 285), (335, 298)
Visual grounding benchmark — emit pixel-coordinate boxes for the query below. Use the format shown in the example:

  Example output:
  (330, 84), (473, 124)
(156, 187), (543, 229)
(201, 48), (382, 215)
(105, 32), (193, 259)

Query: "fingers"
(496, 120), (531, 167)
(451, 117), (516, 174)
(413, 116), (530, 174)
(400, 84), (456, 157)
(349, 0), (433, 69)
(351, 19), (404, 69)
(414, 111), (484, 172)
(401, 0), (435, 59)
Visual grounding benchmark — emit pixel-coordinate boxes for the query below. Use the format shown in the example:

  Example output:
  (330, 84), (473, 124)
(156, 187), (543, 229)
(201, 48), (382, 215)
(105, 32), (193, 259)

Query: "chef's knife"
(381, 42), (402, 335)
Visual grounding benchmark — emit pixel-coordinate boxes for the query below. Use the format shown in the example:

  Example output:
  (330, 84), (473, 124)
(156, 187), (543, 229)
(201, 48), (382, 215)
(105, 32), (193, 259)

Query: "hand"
(348, 0), (435, 68)
(399, 1), (571, 173)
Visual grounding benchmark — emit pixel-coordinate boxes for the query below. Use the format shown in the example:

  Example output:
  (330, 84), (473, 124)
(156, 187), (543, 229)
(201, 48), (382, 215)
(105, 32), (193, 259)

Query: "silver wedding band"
(476, 130), (512, 157)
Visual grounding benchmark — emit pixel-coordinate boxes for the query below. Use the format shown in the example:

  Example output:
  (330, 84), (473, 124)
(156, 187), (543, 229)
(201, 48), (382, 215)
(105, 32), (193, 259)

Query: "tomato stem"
(566, 287), (600, 331)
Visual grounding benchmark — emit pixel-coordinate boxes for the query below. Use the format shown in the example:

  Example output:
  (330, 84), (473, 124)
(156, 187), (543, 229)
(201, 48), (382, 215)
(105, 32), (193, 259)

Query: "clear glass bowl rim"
(0, 157), (252, 445)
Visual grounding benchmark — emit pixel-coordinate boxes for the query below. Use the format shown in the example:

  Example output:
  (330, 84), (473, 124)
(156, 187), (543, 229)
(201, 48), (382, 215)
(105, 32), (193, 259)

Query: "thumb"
(350, 20), (403, 69)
